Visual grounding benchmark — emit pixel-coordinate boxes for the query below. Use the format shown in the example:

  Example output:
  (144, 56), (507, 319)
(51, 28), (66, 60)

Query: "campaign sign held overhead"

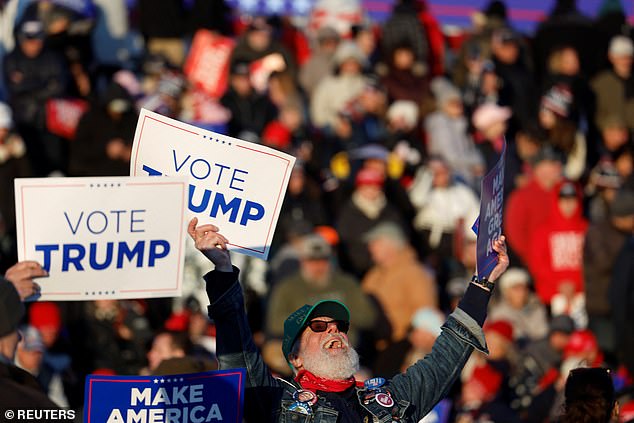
(15, 177), (188, 301)
(130, 109), (296, 260)
(84, 369), (245, 423)
(473, 140), (506, 279)
(184, 30), (235, 99)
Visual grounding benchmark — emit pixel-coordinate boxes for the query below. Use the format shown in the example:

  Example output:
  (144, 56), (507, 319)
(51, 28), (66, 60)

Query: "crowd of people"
(1, 0), (634, 421)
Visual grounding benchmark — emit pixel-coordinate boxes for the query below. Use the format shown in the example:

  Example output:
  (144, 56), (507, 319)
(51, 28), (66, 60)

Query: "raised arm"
(188, 218), (282, 418)
(390, 236), (509, 420)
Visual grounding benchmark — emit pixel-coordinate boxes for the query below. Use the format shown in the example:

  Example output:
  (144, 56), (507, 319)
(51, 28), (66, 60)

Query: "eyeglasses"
(307, 319), (349, 334)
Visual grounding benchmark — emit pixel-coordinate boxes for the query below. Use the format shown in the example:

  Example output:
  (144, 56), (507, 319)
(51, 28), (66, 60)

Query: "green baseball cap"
(282, 300), (350, 363)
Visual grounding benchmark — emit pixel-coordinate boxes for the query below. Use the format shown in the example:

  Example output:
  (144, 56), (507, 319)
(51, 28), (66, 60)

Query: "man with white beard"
(188, 217), (510, 422)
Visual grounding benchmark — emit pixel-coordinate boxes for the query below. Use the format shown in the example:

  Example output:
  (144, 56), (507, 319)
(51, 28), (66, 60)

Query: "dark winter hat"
(230, 61), (251, 76)
(549, 315), (575, 335)
(483, 0), (508, 20)
(0, 279), (25, 338)
(558, 181), (578, 198)
(598, 0), (624, 17)
(541, 84), (573, 118)
(282, 300), (350, 362)
(19, 20), (44, 40)
(530, 145), (565, 166)
(248, 16), (272, 32)
(611, 189), (634, 217)
(492, 28), (520, 45)
(590, 160), (621, 190)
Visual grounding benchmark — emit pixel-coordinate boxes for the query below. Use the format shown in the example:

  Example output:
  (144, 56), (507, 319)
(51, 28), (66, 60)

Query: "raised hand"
(487, 235), (509, 283)
(4, 260), (47, 301)
(187, 217), (233, 272)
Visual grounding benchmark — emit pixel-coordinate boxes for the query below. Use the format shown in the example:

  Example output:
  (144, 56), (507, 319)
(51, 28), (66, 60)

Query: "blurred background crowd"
(1, 0), (634, 421)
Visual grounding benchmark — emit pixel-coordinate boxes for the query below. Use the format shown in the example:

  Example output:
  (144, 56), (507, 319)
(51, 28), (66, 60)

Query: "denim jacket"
(206, 268), (490, 422)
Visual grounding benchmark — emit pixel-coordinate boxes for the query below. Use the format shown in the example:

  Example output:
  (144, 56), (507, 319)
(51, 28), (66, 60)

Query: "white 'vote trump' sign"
(15, 177), (188, 301)
(130, 109), (296, 260)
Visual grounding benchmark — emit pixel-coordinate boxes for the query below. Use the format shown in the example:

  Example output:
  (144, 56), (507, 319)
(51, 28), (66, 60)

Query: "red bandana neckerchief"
(295, 369), (362, 393)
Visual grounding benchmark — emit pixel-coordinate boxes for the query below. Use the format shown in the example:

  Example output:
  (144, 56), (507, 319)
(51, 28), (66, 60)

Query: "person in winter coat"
(583, 185), (631, 358)
(608, 189), (634, 377)
(361, 222), (437, 343)
(230, 17), (296, 76)
(378, 42), (430, 105)
(310, 40), (367, 130)
(488, 268), (549, 345)
(591, 35), (634, 131)
(299, 26), (340, 96)
(491, 28), (538, 133)
(532, 0), (601, 80)
(68, 82), (137, 176)
(220, 61), (277, 139)
(0, 279), (61, 417)
(527, 181), (588, 305)
(380, 0), (429, 72)
(538, 83), (587, 182)
(504, 145), (564, 267)
(425, 77), (484, 188)
(3, 20), (69, 176)
(336, 167), (409, 278)
(408, 156), (480, 262)
(0, 103), (30, 271)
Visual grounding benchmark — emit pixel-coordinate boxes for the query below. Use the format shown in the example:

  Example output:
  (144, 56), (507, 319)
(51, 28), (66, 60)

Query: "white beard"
(300, 335), (360, 380)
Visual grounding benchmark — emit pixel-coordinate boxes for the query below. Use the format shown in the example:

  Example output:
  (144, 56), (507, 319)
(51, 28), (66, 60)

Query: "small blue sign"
(84, 368), (245, 423)
(474, 140), (506, 279)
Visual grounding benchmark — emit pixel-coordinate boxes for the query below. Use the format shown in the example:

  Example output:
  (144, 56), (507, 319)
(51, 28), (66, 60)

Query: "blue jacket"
(206, 267), (490, 422)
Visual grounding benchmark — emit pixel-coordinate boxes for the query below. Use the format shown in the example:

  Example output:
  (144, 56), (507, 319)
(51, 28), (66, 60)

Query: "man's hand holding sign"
(187, 217), (232, 273)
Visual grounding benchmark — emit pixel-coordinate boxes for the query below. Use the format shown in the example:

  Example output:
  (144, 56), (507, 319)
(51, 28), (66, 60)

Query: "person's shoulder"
(591, 69), (618, 86)
(313, 74), (339, 91)
(424, 111), (445, 126)
(331, 270), (360, 286)
(0, 364), (59, 409)
(450, 182), (478, 197)
(273, 273), (303, 291)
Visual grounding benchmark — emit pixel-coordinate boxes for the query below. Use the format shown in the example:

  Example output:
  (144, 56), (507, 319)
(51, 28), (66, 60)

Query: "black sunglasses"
(307, 319), (350, 334)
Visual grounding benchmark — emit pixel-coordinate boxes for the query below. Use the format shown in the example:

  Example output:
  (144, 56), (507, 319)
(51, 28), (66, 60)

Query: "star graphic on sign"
(292, 0), (311, 14)
(239, 0), (259, 12)
(160, 378), (165, 383)
(153, 379), (158, 384)
(180, 378), (184, 382)
(265, 0), (284, 13)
